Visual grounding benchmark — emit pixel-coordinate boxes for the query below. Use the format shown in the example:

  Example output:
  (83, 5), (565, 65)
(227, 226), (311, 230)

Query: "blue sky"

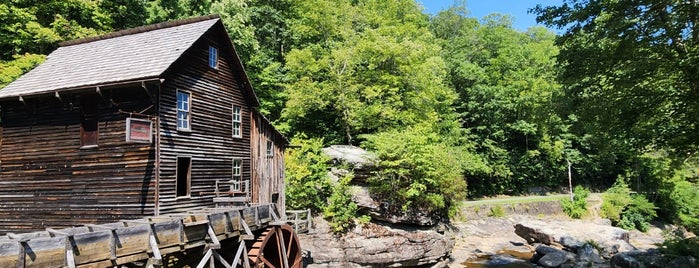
(418, 0), (564, 31)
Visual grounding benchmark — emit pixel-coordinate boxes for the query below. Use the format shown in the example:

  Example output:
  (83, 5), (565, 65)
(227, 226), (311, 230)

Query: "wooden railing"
(285, 209), (312, 234)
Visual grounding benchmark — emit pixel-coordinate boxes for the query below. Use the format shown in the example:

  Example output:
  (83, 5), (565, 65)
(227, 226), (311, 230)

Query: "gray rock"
(514, 220), (632, 256)
(610, 253), (646, 268)
(538, 251), (572, 267)
(577, 243), (604, 263)
(300, 217), (453, 267)
(515, 223), (555, 245)
(489, 254), (530, 265)
(560, 236), (584, 251)
(667, 256), (697, 268)
(351, 184), (437, 226)
(322, 145), (376, 172)
(536, 244), (566, 256)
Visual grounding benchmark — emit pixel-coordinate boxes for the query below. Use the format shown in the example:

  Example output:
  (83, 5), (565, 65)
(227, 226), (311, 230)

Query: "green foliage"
(323, 173), (361, 233)
(430, 5), (571, 196)
(561, 185), (589, 219)
(280, 0), (456, 145)
(660, 233), (699, 259)
(487, 205), (505, 218)
(0, 53), (46, 88)
(284, 136), (332, 213)
(361, 125), (476, 217)
(600, 177), (656, 232)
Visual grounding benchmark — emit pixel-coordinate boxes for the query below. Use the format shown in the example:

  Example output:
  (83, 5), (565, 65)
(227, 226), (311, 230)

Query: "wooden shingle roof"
(0, 15), (221, 100)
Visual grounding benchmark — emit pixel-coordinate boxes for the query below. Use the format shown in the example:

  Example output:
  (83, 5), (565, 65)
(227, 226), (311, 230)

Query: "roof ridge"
(59, 14), (221, 47)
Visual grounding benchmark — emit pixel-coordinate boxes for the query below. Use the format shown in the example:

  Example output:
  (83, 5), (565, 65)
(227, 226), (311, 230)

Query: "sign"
(126, 118), (153, 143)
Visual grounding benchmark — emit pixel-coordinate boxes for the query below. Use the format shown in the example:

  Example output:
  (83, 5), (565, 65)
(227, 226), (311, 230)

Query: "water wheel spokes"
(247, 224), (302, 268)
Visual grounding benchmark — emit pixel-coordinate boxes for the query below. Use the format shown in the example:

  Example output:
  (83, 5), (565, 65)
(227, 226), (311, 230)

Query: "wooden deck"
(0, 203), (286, 268)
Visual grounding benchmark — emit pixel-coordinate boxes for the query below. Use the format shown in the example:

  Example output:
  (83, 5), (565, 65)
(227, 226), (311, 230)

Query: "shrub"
(600, 177), (656, 231)
(561, 185), (589, 219)
(285, 136), (332, 213)
(637, 151), (699, 233)
(361, 125), (471, 217)
(324, 173), (361, 233)
(487, 205), (506, 218)
(659, 230), (699, 258)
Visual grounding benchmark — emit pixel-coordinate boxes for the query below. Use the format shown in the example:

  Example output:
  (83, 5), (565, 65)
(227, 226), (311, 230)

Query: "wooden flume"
(0, 203), (306, 268)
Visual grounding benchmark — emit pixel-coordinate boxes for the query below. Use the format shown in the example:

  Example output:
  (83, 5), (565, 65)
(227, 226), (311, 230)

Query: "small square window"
(208, 45), (218, 69)
(232, 106), (242, 138)
(266, 140), (274, 158)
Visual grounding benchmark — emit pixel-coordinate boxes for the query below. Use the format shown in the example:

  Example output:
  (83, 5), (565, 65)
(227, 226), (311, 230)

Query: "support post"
(568, 159), (573, 202)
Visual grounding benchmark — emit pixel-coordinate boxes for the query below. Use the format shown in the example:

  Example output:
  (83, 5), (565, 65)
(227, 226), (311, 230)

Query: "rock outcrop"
(299, 217), (453, 268)
(322, 145), (376, 182)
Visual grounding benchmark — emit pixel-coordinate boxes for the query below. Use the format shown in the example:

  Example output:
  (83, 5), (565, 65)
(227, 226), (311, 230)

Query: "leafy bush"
(659, 230), (699, 258)
(561, 185), (589, 219)
(636, 151), (699, 233)
(361, 125), (474, 217)
(285, 136), (332, 213)
(600, 177), (656, 231)
(487, 205), (506, 218)
(324, 173), (363, 233)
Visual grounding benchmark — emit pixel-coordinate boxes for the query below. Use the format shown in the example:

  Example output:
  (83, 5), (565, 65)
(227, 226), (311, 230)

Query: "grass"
(462, 194), (568, 206)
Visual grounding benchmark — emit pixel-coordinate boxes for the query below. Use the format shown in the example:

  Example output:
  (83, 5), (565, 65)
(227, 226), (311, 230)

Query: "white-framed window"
(232, 158), (242, 192)
(266, 140), (274, 158)
(208, 45), (218, 69)
(232, 105), (242, 138)
(177, 90), (191, 131)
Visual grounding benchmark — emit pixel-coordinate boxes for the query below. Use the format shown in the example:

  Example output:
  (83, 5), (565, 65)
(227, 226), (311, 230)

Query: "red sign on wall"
(126, 118), (153, 143)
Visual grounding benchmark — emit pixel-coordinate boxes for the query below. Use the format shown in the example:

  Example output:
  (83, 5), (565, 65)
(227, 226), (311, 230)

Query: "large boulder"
(299, 217), (454, 267)
(322, 145), (376, 182)
(350, 184), (437, 226)
(514, 219), (634, 256)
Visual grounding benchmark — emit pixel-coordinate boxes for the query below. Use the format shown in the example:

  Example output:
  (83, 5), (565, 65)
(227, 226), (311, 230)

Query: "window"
(232, 158), (242, 192)
(232, 106), (242, 138)
(176, 157), (191, 197)
(266, 140), (274, 158)
(208, 45), (218, 69)
(177, 90), (190, 131)
(80, 94), (99, 148)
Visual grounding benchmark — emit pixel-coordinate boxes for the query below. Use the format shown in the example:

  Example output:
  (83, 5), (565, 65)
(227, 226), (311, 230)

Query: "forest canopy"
(1, 0), (697, 231)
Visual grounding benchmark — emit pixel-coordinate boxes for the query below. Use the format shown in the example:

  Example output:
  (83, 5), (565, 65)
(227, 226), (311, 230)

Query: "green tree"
(280, 0), (456, 145)
(431, 5), (569, 196)
(284, 136), (332, 213)
(361, 124), (484, 217)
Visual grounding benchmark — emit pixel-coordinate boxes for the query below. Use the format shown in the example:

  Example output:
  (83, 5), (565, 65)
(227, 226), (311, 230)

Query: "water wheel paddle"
(247, 224), (302, 268)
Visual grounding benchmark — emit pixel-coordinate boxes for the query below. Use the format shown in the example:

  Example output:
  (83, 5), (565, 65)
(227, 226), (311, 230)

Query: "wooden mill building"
(0, 15), (287, 235)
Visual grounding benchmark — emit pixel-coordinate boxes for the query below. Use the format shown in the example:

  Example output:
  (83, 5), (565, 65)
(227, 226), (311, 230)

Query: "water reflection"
(462, 249), (536, 268)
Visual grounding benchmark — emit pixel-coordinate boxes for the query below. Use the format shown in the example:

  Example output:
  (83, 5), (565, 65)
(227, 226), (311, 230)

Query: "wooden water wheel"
(247, 224), (302, 268)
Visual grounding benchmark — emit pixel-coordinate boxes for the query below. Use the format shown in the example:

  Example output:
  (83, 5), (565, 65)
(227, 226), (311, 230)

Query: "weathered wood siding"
(157, 25), (252, 213)
(251, 111), (286, 215)
(0, 88), (157, 234)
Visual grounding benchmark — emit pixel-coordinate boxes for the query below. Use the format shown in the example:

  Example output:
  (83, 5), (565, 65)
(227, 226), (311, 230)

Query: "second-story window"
(208, 45), (218, 69)
(177, 90), (191, 131)
(266, 140), (274, 158)
(232, 105), (241, 138)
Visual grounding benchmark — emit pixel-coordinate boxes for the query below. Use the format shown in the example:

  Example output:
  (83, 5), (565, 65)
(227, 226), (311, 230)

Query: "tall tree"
(431, 6), (567, 195)
(533, 0), (699, 157)
(280, 0), (457, 145)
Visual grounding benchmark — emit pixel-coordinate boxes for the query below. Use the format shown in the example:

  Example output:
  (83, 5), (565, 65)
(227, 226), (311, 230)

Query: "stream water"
(462, 249), (536, 268)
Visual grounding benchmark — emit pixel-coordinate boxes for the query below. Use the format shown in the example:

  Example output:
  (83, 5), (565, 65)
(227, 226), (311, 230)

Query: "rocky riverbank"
(449, 214), (694, 267)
